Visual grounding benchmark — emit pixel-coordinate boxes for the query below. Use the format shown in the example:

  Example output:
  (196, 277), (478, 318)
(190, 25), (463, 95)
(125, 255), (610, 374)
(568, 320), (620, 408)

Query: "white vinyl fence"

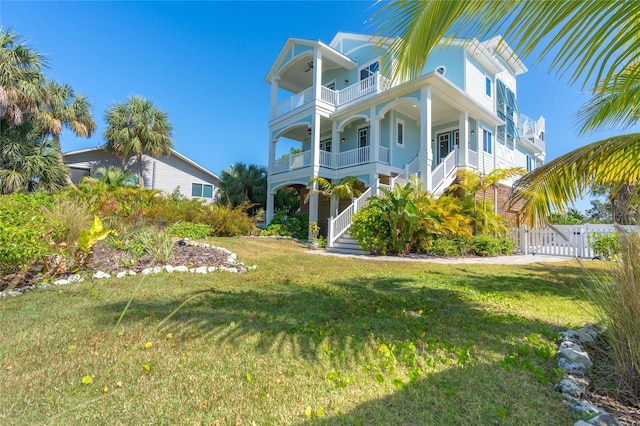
(509, 224), (639, 258)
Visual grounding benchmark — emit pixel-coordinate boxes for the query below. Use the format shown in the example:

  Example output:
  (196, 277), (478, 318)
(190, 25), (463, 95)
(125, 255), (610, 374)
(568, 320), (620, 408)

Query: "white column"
(459, 112), (469, 167)
(266, 189), (275, 225)
(270, 77), (279, 119)
(313, 49), (322, 101)
(370, 107), (379, 164)
(309, 113), (321, 226)
(420, 87), (432, 191)
(268, 139), (276, 173)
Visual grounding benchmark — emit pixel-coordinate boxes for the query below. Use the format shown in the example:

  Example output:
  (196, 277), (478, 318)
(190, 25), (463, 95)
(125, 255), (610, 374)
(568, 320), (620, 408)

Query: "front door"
(358, 127), (370, 163)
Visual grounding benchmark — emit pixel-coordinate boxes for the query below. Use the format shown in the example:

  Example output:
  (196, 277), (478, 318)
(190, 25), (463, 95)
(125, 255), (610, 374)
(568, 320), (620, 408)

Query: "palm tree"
(35, 80), (96, 185)
(375, 1), (640, 221)
(103, 96), (173, 186)
(0, 28), (46, 128)
(80, 167), (137, 191)
(219, 162), (267, 215)
(306, 176), (364, 217)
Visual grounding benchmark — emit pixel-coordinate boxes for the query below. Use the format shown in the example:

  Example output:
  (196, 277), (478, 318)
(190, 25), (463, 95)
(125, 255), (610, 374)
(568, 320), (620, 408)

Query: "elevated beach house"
(264, 32), (545, 248)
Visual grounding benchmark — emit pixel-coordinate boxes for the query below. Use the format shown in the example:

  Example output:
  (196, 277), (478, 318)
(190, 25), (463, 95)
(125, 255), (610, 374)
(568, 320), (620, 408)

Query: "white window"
(192, 182), (214, 199)
(396, 119), (405, 146)
(435, 65), (446, 76)
(483, 130), (492, 154)
(359, 60), (379, 81)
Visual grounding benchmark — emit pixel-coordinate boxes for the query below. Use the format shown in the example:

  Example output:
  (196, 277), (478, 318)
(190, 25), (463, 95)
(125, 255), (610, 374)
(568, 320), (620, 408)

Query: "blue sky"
(2, 1), (632, 210)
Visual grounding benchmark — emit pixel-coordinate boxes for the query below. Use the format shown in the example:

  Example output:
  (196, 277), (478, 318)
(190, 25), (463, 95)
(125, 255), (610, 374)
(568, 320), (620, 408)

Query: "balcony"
(517, 114), (545, 153)
(270, 146), (390, 175)
(272, 73), (392, 119)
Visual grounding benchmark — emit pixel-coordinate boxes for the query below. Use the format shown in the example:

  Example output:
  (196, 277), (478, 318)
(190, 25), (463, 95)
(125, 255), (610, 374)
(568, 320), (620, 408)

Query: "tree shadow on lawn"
(95, 274), (566, 364)
(440, 261), (603, 303)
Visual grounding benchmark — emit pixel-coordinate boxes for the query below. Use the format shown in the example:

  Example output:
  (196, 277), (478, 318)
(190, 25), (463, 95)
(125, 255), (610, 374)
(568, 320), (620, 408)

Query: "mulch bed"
(0, 241), (236, 292)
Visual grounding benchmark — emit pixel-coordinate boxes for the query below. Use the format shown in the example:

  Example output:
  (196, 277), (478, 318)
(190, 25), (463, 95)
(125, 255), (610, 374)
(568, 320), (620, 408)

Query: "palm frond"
(510, 133), (640, 222)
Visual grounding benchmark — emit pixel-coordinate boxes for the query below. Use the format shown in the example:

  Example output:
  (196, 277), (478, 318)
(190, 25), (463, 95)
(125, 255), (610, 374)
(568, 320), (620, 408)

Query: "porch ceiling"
(386, 93), (461, 124)
(279, 54), (351, 93)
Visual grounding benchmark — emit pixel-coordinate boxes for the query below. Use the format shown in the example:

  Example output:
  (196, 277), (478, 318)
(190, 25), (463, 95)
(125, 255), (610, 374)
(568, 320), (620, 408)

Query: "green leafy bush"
(261, 211), (309, 239)
(499, 237), (516, 255)
(428, 237), (469, 257)
(167, 222), (212, 240)
(588, 232), (622, 260)
(350, 198), (392, 255)
(469, 234), (502, 257)
(0, 192), (55, 273)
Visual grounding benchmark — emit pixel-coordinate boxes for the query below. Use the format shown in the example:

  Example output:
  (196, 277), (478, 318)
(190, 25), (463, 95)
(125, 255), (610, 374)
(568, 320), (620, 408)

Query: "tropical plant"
(104, 96), (173, 187)
(135, 226), (174, 264)
(219, 162), (267, 215)
(80, 167), (137, 191)
(0, 29), (45, 127)
(374, 1), (640, 221)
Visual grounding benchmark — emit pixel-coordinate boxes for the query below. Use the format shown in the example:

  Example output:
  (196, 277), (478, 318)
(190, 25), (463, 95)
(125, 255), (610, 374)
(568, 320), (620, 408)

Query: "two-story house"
(265, 32), (545, 248)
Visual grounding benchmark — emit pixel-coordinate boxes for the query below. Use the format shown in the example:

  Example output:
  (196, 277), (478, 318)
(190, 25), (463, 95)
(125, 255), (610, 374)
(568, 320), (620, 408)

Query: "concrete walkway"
(308, 250), (576, 265)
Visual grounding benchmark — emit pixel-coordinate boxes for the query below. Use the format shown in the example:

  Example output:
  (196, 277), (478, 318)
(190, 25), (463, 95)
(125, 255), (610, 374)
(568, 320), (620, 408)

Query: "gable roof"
(63, 147), (220, 182)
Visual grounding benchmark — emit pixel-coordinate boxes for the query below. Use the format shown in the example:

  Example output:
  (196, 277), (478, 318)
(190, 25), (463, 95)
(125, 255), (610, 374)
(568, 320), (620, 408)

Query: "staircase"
(325, 231), (367, 255)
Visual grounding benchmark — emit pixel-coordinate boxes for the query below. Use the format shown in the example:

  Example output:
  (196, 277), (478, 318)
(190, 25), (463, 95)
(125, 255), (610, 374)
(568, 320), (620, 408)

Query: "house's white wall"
(63, 149), (219, 201)
(465, 56), (493, 111)
(148, 154), (219, 201)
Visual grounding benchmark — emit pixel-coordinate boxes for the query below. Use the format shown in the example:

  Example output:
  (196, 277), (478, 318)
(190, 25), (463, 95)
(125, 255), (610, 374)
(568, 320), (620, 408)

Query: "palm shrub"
(591, 233), (640, 396)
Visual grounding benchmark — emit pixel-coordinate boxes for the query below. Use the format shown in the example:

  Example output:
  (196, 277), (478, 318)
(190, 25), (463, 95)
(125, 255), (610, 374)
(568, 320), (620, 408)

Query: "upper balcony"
(270, 145), (390, 175)
(271, 72), (392, 120)
(517, 114), (545, 153)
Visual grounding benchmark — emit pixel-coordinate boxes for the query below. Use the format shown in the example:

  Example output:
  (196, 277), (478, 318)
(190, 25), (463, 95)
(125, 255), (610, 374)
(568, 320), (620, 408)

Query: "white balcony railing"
(272, 72), (391, 119)
(273, 87), (313, 118)
(270, 145), (392, 174)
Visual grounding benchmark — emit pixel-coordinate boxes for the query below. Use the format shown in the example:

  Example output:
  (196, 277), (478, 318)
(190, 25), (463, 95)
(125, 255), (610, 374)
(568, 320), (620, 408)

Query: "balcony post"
(459, 112), (469, 167)
(371, 106), (379, 163)
(270, 77), (279, 119)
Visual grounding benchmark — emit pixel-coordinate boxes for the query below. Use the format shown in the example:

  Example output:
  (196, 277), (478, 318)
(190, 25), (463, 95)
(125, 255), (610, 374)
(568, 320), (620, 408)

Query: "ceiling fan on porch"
(304, 61), (313, 72)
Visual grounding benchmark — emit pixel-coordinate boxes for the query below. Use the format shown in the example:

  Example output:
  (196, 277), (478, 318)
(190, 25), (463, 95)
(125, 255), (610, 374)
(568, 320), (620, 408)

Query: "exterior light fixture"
(308, 128), (312, 135)
(341, 137), (346, 143)
(470, 130), (475, 136)
(344, 79), (349, 85)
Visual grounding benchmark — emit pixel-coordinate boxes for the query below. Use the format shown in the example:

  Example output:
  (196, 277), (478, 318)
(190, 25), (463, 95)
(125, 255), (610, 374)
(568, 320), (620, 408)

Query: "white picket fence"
(509, 224), (639, 258)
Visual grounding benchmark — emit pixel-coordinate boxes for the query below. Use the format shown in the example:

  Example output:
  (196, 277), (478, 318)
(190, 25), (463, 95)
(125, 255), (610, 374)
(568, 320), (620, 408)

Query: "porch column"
(459, 112), (469, 167)
(268, 139), (276, 174)
(309, 112), (321, 227)
(270, 77), (279, 119)
(420, 87), (432, 191)
(331, 121), (339, 169)
(313, 48), (323, 101)
(370, 106), (379, 163)
(266, 189), (275, 225)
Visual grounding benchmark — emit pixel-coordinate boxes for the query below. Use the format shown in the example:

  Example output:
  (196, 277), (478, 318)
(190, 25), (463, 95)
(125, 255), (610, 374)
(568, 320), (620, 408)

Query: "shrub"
(588, 232), (622, 260)
(42, 198), (93, 248)
(167, 222), (212, 240)
(261, 211), (309, 239)
(428, 237), (469, 257)
(135, 227), (175, 264)
(0, 192), (55, 274)
(205, 203), (257, 237)
(350, 198), (392, 255)
(499, 237), (516, 255)
(469, 234), (503, 257)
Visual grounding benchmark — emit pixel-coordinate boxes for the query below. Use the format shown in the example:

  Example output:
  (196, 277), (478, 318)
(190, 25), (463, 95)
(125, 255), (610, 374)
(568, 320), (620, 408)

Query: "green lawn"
(0, 238), (603, 425)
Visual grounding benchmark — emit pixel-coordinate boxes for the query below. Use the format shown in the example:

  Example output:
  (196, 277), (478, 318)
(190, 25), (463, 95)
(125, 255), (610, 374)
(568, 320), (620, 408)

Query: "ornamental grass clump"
(591, 232), (640, 397)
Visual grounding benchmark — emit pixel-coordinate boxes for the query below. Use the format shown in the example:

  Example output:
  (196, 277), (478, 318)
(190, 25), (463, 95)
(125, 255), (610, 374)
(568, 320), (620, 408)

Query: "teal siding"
(392, 111), (419, 168)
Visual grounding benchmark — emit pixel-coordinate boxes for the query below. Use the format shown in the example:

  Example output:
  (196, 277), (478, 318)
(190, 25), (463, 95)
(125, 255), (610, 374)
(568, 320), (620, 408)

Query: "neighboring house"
(264, 32), (546, 246)
(63, 147), (221, 201)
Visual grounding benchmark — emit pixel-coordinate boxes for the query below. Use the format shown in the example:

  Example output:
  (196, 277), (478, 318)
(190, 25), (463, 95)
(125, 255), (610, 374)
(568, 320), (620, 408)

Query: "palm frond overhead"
(510, 133), (640, 221)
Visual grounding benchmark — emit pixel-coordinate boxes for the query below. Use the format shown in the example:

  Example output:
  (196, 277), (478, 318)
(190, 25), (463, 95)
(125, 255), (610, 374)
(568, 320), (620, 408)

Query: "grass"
(0, 238), (605, 425)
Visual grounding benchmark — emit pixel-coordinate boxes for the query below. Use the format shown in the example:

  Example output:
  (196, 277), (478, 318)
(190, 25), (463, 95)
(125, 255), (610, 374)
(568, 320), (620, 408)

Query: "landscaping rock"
(554, 377), (585, 398)
(558, 347), (593, 369)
